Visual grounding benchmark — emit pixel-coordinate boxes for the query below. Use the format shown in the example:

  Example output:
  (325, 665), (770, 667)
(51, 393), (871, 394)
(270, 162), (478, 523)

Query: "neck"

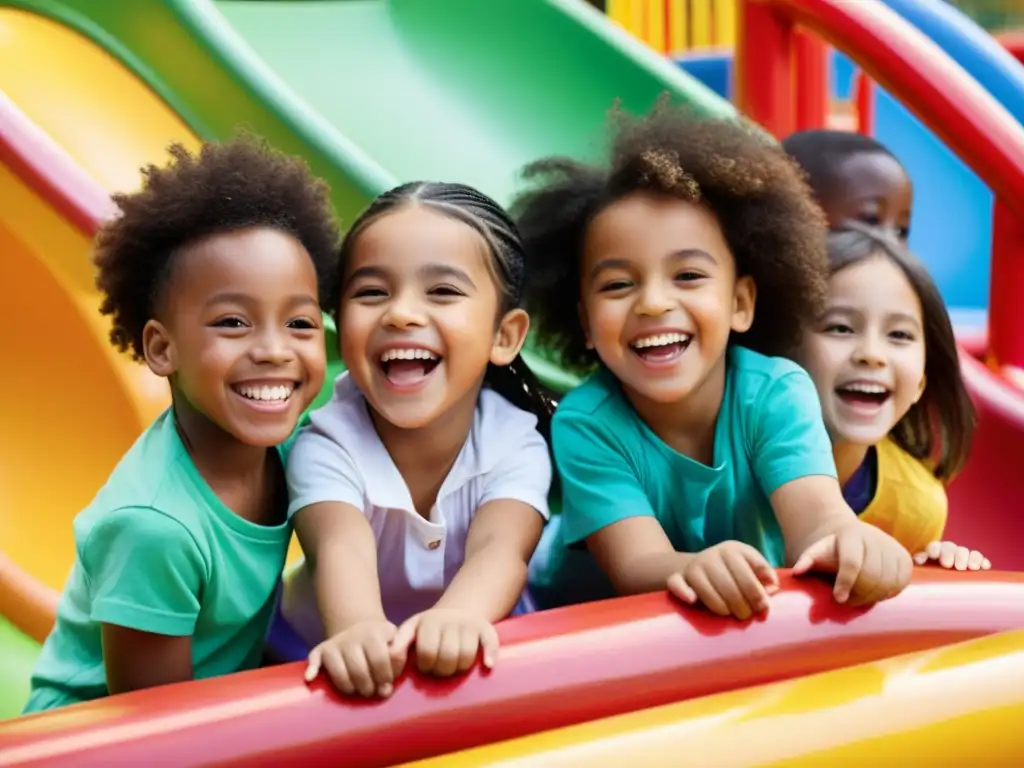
(171, 390), (269, 484)
(368, 387), (480, 483)
(833, 441), (870, 486)
(622, 356), (727, 464)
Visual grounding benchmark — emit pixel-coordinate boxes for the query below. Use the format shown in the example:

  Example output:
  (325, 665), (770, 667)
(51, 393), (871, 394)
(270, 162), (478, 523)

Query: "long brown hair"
(826, 222), (975, 480)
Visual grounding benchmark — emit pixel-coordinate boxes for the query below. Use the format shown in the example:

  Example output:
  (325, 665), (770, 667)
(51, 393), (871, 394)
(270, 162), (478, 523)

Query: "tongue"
(637, 342), (683, 361)
(386, 359), (430, 386)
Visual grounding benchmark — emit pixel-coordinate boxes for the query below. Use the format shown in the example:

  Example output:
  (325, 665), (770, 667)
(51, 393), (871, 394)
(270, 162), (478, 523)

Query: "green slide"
(11, 0), (735, 391)
(0, 617), (39, 719)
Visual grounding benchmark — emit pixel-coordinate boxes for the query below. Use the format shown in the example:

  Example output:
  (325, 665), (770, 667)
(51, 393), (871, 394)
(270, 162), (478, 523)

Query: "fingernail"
(379, 683), (393, 697)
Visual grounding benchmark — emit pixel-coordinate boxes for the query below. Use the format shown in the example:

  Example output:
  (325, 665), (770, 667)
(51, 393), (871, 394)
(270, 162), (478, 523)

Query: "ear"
(577, 300), (594, 349)
(913, 372), (927, 405)
(490, 308), (530, 366)
(730, 275), (756, 333)
(142, 319), (176, 378)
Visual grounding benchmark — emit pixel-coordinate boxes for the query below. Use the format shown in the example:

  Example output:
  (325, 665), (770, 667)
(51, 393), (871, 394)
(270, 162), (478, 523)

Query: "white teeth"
(236, 384), (293, 402)
(839, 382), (888, 394)
(631, 332), (691, 349)
(380, 348), (440, 363)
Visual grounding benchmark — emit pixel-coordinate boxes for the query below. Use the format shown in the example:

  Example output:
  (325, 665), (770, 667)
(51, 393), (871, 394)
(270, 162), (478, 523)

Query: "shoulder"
(553, 369), (640, 441)
(301, 372), (371, 448)
(877, 438), (948, 509)
(728, 346), (812, 398)
(78, 504), (200, 562)
(472, 388), (551, 472)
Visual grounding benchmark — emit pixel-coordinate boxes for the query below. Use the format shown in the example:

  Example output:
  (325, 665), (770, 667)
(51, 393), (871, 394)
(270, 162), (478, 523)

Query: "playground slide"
(3, 0), (732, 392)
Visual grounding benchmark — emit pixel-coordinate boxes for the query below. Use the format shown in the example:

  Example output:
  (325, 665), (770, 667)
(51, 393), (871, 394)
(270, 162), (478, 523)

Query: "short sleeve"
(285, 425), (366, 518)
(84, 507), (205, 636)
(751, 370), (838, 495)
(552, 410), (657, 544)
(478, 428), (553, 519)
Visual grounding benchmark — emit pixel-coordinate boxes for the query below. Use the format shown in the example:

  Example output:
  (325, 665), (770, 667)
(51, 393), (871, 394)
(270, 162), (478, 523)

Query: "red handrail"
(736, 0), (1024, 371)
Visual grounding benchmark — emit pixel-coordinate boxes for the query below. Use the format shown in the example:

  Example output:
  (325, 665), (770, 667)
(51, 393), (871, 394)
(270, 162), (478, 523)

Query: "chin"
(834, 426), (890, 449)
(369, 401), (445, 431)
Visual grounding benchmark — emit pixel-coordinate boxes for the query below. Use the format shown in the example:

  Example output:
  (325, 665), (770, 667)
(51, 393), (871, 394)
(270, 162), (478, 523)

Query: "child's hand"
(389, 608), (499, 677)
(304, 618), (402, 698)
(913, 541), (991, 571)
(666, 541), (780, 620)
(793, 522), (912, 606)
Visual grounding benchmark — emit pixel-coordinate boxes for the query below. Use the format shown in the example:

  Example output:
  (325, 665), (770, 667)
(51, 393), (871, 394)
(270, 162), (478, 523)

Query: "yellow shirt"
(858, 438), (948, 555)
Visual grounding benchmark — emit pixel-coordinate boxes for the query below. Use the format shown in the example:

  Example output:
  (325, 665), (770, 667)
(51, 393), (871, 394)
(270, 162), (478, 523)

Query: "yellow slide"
(0, 8), (200, 714)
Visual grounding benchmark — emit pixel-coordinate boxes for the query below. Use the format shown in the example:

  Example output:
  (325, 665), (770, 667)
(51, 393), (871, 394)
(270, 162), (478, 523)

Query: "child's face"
(339, 206), (527, 429)
(821, 151), (913, 242)
(144, 226), (326, 446)
(800, 254), (926, 447)
(579, 193), (754, 405)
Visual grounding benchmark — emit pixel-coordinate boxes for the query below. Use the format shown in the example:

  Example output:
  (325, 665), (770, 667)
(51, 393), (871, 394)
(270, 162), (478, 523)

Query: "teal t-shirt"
(529, 346), (837, 608)
(23, 410), (293, 713)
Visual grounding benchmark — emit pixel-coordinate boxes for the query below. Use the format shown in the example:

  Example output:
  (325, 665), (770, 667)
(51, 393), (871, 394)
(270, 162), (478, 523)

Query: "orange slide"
(0, 8), (198, 714)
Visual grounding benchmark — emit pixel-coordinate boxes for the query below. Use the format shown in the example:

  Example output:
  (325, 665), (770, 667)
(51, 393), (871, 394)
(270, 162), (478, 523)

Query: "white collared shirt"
(281, 373), (552, 641)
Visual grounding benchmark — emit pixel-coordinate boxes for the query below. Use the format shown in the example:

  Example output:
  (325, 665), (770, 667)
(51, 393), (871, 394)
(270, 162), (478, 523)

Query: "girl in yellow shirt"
(799, 223), (989, 571)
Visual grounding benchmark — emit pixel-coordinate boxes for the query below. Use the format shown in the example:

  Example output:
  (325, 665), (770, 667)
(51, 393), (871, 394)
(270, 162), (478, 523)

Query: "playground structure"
(2, 0), (1024, 763)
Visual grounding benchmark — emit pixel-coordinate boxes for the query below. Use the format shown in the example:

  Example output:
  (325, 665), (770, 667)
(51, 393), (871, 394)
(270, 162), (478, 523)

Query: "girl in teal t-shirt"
(513, 102), (913, 620)
(23, 136), (339, 713)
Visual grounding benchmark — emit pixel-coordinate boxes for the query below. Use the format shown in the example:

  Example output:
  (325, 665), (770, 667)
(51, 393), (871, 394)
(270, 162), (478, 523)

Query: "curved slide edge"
(403, 627), (1024, 767)
(3, 571), (1024, 766)
(882, 0), (1024, 124)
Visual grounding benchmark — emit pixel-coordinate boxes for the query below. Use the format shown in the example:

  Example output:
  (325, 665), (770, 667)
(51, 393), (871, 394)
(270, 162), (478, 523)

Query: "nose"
(634, 281), (673, 317)
(852, 332), (887, 368)
(251, 327), (296, 366)
(382, 291), (427, 330)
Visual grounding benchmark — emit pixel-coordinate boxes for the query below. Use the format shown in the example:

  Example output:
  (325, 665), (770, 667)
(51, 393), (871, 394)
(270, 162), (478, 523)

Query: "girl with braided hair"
(282, 182), (555, 698)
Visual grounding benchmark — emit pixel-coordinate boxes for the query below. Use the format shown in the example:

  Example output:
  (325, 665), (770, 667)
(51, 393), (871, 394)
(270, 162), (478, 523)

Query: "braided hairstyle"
(327, 181), (556, 439)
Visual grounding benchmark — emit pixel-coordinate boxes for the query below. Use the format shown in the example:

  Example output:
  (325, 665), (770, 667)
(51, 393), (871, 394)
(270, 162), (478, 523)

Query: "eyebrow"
(346, 262), (477, 289)
(588, 248), (716, 279)
(205, 292), (318, 309)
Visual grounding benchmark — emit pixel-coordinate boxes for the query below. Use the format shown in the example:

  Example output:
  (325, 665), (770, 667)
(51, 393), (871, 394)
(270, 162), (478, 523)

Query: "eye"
(350, 286), (388, 300)
(598, 279), (632, 293)
(288, 317), (319, 330)
(428, 284), (466, 298)
(889, 329), (916, 342)
(824, 322), (854, 335)
(212, 316), (248, 329)
(674, 270), (704, 282)
(858, 213), (881, 227)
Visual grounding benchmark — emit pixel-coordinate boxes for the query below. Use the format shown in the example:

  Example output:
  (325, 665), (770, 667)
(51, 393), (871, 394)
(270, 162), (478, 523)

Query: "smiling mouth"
(379, 348), (442, 388)
(629, 332), (693, 363)
(835, 382), (891, 408)
(231, 381), (299, 406)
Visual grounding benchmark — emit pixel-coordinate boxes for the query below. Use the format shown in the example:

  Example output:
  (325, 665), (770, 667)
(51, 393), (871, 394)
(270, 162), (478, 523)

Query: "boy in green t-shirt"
(22, 136), (340, 713)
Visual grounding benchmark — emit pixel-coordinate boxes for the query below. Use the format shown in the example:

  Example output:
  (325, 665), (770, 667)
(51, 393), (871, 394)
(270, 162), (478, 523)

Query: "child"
(799, 223), (987, 571)
(515, 103), (913, 621)
(22, 137), (339, 713)
(782, 129), (912, 243)
(281, 182), (554, 699)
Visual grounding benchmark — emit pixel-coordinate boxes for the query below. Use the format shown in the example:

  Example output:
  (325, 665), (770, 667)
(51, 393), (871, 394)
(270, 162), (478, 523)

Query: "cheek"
(896, 350), (927, 397)
(585, 298), (625, 345)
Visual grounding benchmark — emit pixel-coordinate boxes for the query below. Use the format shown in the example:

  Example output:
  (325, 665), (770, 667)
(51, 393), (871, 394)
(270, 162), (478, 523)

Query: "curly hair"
(512, 101), (830, 373)
(94, 134), (341, 361)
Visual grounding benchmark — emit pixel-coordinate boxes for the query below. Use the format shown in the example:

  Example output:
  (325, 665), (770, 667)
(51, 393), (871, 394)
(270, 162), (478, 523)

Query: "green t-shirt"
(530, 346), (837, 608)
(23, 410), (292, 713)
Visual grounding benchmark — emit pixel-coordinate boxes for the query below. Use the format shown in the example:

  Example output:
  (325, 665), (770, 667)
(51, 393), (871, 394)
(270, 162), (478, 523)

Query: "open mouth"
(230, 381), (300, 410)
(629, 332), (693, 364)
(835, 382), (891, 408)
(379, 348), (442, 388)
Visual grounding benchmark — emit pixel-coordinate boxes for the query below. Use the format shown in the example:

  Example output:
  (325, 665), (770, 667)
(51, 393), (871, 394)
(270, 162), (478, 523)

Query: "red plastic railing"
(3, 572), (1024, 767)
(736, 0), (1024, 373)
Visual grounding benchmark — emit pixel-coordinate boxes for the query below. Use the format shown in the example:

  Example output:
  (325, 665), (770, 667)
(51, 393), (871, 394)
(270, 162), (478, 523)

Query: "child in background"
(516, 103), (912, 620)
(23, 137), (339, 713)
(782, 129), (913, 243)
(282, 182), (554, 699)
(799, 223), (987, 571)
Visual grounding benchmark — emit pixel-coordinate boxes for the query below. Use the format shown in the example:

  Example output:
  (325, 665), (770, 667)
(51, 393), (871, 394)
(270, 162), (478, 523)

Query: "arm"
(553, 411), (692, 596)
(749, 370), (855, 563)
(435, 428), (552, 619)
(286, 426), (385, 636)
(293, 502), (385, 636)
(85, 507), (204, 695)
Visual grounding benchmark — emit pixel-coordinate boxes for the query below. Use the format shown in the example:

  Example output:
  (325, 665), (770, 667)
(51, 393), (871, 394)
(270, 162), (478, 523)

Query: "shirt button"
(427, 539), (441, 551)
